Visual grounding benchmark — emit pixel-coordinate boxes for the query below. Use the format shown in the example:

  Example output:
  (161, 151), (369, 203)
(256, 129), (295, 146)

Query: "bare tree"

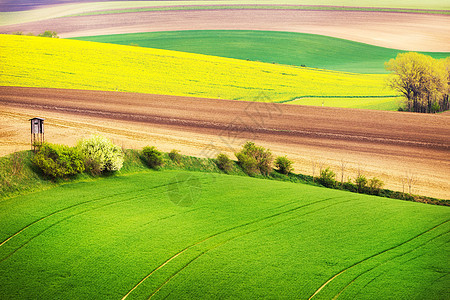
(311, 158), (317, 181)
(340, 159), (348, 183)
(401, 177), (406, 195)
(406, 171), (416, 194)
(318, 160), (325, 174)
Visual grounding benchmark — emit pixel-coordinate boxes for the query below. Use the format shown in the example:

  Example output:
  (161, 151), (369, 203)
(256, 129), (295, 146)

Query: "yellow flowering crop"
(0, 34), (395, 102)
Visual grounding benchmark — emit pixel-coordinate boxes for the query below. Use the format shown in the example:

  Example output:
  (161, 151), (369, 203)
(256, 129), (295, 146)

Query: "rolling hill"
(0, 34), (398, 107)
(72, 30), (450, 74)
(0, 170), (448, 298)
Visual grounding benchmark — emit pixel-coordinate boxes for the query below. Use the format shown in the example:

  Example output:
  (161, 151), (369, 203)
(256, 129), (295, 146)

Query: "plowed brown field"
(1, 86), (449, 199)
(1, 9), (449, 51)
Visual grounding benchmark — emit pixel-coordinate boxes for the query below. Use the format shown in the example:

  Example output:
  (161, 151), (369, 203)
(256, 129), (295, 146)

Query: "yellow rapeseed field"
(0, 34), (395, 102)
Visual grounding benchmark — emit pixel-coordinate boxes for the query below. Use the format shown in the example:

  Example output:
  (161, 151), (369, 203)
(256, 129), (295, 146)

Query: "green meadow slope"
(0, 170), (448, 299)
(72, 31), (450, 74)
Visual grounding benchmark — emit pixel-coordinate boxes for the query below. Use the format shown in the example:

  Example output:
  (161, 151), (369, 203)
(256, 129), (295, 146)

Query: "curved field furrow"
(335, 230), (450, 299)
(146, 198), (354, 299)
(0, 179), (204, 262)
(1, 9), (449, 51)
(1, 86), (449, 199)
(123, 196), (349, 299)
(1, 172), (448, 298)
(308, 219), (450, 299)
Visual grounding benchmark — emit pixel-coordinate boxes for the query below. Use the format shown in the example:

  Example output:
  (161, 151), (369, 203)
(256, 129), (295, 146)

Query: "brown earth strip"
(1, 86), (449, 199)
(1, 9), (449, 51)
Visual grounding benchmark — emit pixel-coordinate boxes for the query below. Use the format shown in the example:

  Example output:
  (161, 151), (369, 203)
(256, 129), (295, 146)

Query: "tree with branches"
(385, 52), (449, 113)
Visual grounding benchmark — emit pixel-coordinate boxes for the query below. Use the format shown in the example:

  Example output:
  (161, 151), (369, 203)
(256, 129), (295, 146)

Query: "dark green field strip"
(0, 171), (448, 299)
(71, 31), (450, 74)
(65, 5), (450, 18)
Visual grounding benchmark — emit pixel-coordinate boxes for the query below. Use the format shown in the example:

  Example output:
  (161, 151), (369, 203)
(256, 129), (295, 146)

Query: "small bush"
(216, 153), (233, 172)
(38, 30), (58, 38)
(235, 152), (258, 175)
(32, 143), (84, 178)
(77, 136), (124, 173)
(142, 146), (164, 168)
(235, 142), (273, 176)
(275, 156), (294, 175)
(355, 174), (368, 193)
(317, 167), (336, 187)
(83, 156), (102, 176)
(169, 149), (182, 163)
(368, 177), (384, 195)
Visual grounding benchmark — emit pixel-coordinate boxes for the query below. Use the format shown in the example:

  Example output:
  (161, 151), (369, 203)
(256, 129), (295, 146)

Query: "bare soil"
(1, 86), (449, 199)
(0, 9), (449, 51)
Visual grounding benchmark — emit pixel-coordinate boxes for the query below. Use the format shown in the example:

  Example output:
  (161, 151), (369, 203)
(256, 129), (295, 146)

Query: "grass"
(284, 96), (402, 110)
(72, 31), (450, 74)
(1, 166), (449, 298)
(1, 34), (398, 108)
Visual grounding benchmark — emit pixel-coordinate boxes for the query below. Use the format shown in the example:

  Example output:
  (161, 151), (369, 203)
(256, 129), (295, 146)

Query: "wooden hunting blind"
(30, 117), (44, 150)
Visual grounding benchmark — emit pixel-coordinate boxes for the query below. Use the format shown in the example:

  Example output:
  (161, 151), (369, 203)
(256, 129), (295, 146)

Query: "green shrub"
(235, 142), (273, 176)
(38, 31), (58, 38)
(368, 177), (384, 195)
(317, 167), (336, 188)
(168, 149), (182, 163)
(142, 146), (164, 168)
(32, 143), (84, 178)
(77, 136), (124, 173)
(275, 156), (294, 175)
(355, 174), (368, 193)
(216, 153), (233, 172)
(82, 156), (102, 176)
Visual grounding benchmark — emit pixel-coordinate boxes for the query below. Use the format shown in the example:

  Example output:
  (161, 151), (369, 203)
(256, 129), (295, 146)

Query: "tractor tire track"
(308, 219), (450, 300)
(0, 179), (188, 248)
(334, 229), (450, 299)
(148, 198), (355, 299)
(122, 196), (350, 299)
(0, 178), (200, 262)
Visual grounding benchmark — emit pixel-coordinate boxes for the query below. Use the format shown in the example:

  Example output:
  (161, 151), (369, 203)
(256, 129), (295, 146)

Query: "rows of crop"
(0, 35), (396, 103)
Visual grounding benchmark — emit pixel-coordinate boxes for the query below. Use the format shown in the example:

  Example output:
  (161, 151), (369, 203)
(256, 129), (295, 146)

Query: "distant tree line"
(386, 52), (449, 113)
(12, 30), (59, 38)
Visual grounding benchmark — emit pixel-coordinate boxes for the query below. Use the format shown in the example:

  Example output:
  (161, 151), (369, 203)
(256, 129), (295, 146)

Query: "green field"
(282, 96), (401, 110)
(0, 170), (448, 299)
(1, 34), (400, 109)
(72, 31), (450, 74)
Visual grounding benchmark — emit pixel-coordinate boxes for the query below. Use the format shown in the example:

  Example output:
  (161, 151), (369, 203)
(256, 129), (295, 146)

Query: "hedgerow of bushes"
(32, 143), (84, 178)
(23, 138), (447, 206)
(32, 136), (124, 178)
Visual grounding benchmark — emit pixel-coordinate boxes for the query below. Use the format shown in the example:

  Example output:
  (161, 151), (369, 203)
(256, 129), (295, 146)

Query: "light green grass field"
(1, 34), (399, 109)
(72, 31), (450, 74)
(284, 96), (402, 110)
(0, 170), (448, 299)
